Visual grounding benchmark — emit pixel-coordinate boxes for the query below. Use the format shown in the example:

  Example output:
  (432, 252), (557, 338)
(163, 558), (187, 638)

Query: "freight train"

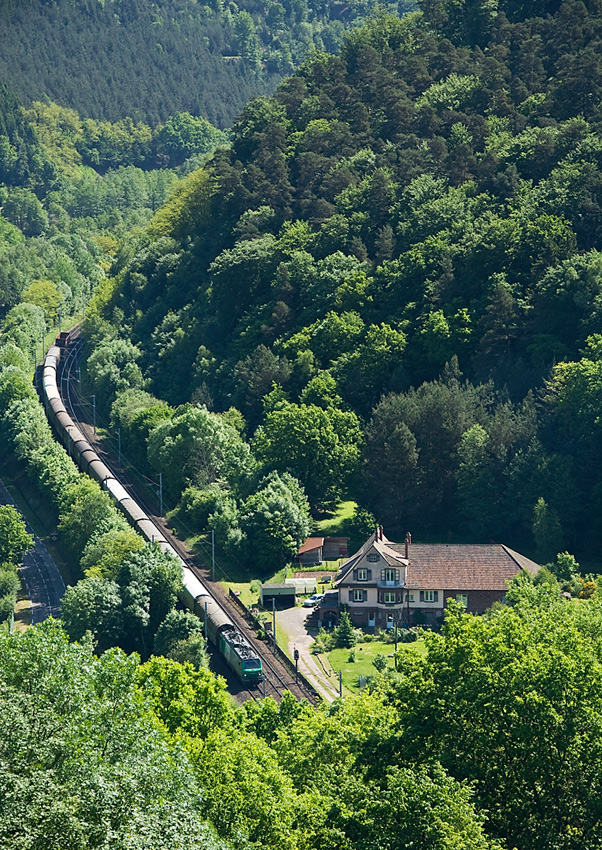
(42, 333), (263, 684)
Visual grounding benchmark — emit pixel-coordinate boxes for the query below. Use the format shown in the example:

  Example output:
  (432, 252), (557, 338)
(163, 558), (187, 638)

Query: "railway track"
(54, 328), (318, 706)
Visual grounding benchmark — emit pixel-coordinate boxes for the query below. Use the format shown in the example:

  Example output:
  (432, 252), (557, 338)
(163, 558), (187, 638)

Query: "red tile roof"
(386, 543), (539, 591)
(297, 537), (325, 555)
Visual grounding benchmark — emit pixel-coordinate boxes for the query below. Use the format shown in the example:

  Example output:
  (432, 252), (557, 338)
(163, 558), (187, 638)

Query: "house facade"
(332, 528), (540, 629)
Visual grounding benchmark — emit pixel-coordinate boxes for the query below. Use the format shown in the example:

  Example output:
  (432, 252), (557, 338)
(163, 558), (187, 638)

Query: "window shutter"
(352, 570), (357, 580)
(397, 592), (403, 603)
(420, 591), (424, 602)
(381, 569), (385, 581)
(378, 591), (383, 603)
(363, 590), (367, 602)
(367, 569), (372, 580)
(434, 591), (439, 602)
(395, 569), (399, 582)
(348, 590), (353, 602)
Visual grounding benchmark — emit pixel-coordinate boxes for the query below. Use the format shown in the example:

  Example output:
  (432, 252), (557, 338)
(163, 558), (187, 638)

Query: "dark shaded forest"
(0, 0), (415, 127)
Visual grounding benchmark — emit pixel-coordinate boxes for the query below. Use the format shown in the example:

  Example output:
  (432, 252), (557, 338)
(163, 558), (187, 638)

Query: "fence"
(228, 589), (320, 701)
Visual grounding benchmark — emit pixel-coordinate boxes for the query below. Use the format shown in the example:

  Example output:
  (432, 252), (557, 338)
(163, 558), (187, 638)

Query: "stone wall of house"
(345, 591), (506, 629)
(443, 589), (505, 614)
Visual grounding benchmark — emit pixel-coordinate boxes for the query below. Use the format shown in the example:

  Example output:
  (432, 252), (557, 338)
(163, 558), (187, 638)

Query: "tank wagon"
(42, 336), (263, 684)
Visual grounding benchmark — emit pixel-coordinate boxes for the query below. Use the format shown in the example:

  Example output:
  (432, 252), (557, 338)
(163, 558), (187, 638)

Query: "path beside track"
(0, 479), (64, 623)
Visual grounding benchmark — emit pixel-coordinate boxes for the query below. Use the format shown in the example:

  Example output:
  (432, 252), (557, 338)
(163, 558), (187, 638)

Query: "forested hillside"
(89, 0), (602, 563)
(4, 4), (602, 850)
(0, 0), (415, 127)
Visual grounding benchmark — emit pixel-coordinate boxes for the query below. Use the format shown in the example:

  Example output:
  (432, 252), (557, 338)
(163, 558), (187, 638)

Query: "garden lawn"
(219, 567), (289, 608)
(328, 639), (427, 693)
(219, 581), (260, 609)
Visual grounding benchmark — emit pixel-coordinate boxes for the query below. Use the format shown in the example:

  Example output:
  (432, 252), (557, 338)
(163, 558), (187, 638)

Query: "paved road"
(0, 479), (65, 623)
(276, 605), (340, 701)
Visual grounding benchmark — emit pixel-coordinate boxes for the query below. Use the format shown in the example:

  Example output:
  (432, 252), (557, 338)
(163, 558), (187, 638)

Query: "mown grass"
(221, 580), (260, 609)
(219, 565), (291, 609)
(328, 639), (427, 693)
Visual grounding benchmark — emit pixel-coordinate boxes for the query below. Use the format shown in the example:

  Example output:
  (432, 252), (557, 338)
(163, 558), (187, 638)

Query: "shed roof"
(297, 537), (325, 555)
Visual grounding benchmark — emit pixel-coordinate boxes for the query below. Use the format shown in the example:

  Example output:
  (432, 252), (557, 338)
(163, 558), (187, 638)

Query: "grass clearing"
(328, 639), (427, 693)
(315, 500), (357, 537)
(219, 564), (294, 609)
(220, 580), (260, 609)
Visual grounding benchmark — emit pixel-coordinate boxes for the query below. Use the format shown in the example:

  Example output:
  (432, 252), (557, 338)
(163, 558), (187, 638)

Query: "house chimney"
(379, 525), (384, 540)
(405, 531), (411, 559)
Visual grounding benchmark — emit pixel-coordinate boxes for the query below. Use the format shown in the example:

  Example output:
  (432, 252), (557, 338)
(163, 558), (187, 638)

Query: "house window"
(419, 590), (439, 602)
(353, 589), (365, 602)
(406, 592), (414, 603)
(456, 594), (468, 607)
(384, 591), (396, 604)
(367, 552), (380, 562)
(357, 568), (368, 581)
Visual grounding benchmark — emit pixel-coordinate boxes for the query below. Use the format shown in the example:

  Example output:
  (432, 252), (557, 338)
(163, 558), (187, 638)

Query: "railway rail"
(48, 327), (318, 706)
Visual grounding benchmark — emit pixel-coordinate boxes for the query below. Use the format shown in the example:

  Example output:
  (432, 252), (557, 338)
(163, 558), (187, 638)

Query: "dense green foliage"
(9, 566), (602, 849)
(90, 0), (602, 559)
(27, 100), (228, 172)
(0, 622), (232, 849)
(0, 504), (33, 623)
(0, 82), (55, 189)
(61, 543), (184, 658)
(390, 585), (602, 849)
(0, 0), (416, 128)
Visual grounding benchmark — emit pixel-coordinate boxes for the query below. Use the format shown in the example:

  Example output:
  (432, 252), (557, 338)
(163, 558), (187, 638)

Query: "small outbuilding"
(295, 536), (349, 565)
(285, 576), (318, 595)
(260, 583), (296, 608)
(296, 537), (325, 565)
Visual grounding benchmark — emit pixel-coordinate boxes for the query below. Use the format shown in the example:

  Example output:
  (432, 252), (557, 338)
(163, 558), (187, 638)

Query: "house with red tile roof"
(332, 528), (540, 629)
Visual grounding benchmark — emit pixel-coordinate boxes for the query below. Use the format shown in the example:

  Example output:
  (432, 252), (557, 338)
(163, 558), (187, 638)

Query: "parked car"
(303, 593), (324, 608)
